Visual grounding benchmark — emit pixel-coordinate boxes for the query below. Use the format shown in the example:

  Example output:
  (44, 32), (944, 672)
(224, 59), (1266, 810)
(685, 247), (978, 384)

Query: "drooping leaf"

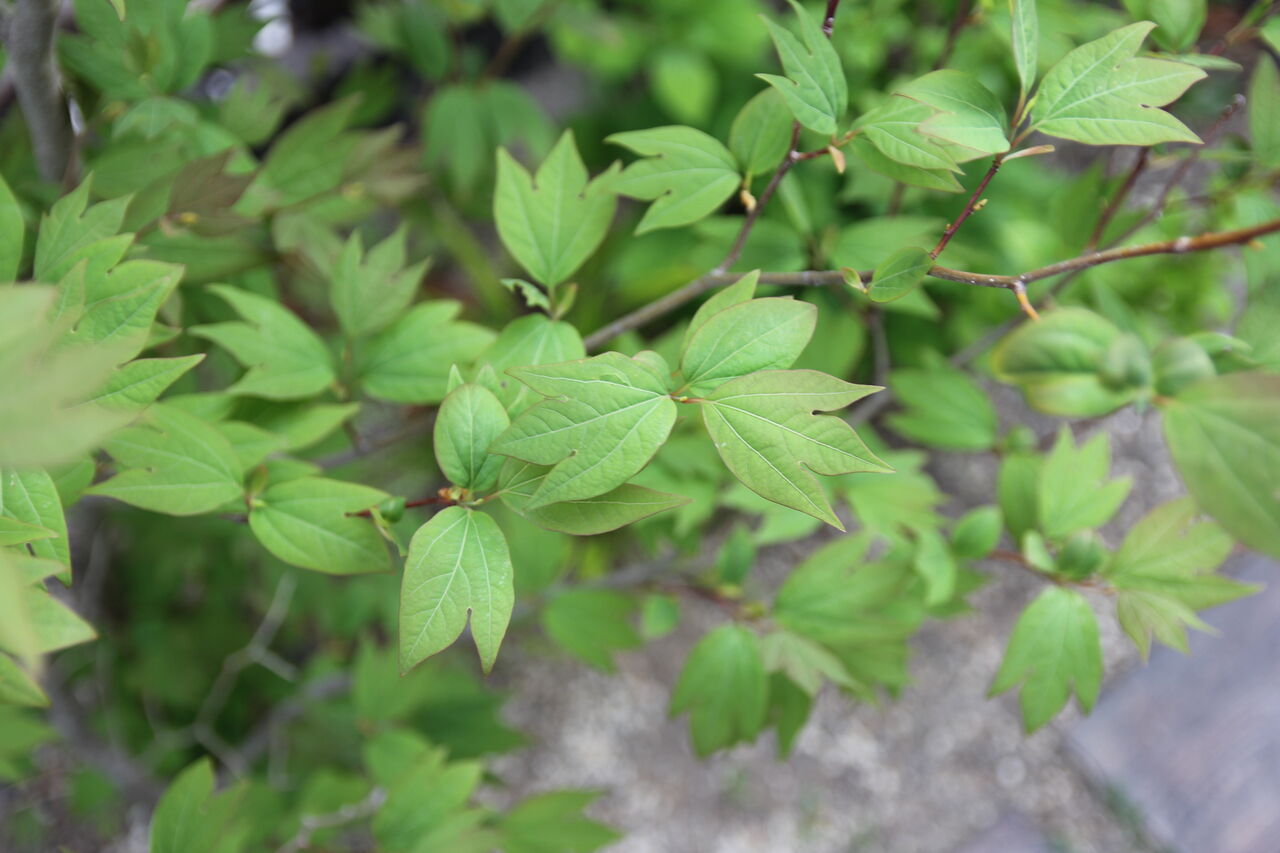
(868, 246), (932, 303)
(699, 370), (889, 529)
(434, 384), (509, 492)
(89, 405), (244, 516)
(1029, 22), (1205, 146)
(608, 126), (740, 233)
(494, 130), (618, 288)
(755, 0), (847, 136)
(491, 354), (677, 508)
(1161, 373), (1280, 559)
(191, 285), (335, 400)
(990, 586), (1103, 731)
(498, 460), (688, 534)
(729, 88), (794, 178)
(249, 477), (390, 575)
(886, 366), (998, 451)
(358, 301), (495, 405)
(541, 590), (641, 671)
(1038, 427), (1132, 540)
(670, 625), (768, 755)
(679, 296), (816, 392)
(330, 227), (427, 339)
(400, 507), (514, 673)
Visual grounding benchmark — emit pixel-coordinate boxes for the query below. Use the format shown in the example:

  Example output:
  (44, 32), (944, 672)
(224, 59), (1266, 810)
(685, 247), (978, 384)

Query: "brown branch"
(822, 0), (841, 37)
(8, 0), (76, 183)
(932, 153), (1004, 258)
(932, 0), (974, 70)
(1085, 148), (1149, 251)
(717, 122), (803, 273)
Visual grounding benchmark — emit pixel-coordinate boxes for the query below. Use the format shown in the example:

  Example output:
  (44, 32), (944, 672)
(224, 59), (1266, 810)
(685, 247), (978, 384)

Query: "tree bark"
(8, 0), (75, 183)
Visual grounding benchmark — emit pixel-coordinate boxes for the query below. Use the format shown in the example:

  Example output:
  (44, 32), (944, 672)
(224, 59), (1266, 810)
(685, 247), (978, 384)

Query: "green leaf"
(998, 451), (1042, 542)
(34, 182), (132, 284)
(1248, 56), (1280, 168)
(500, 278), (551, 313)
(0, 655), (47, 708)
(237, 98), (360, 213)
(434, 384), (509, 492)
(913, 529), (957, 606)
(1010, 0), (1038, 99)
(756, 0), (847, 136)
(500, 791), (620, 853)
(541, 590), (641, 671)
(897, 70), (1009, 157)
(191, 285), (335, 400)
(990, 587), (1103, 731)
(1029, 22), (1205, 146)
(952, 506), (1003, 560)
(0, 517), (53, 547)
(680, 296), (816, 392)
(494, 130), (618, 288)
(330, 227), (427, 338)
(358, 301), (496, 405)
(481, 314), (585, 414)
(498, 460), (688, 534)
(1, 468), (69, 567)
(491, 354), (677, 508)
(869, 246), (932, 303)
(885, 366), (998, 451)
(249, 477), (390, 575)
(700, 370), (889, 529)
(730, 89), (794, 178)
(640, 594), (680, 639)
(760, 629), (854, 696)
(1161, 373), (1280, 559)
(58, 260), (183, 361)
(88, 355), (203, 412)
(400, 507), (514, 673)
(855, 99), (962, 173)
(687, 270), (759, 337)
(993, 308), (1140, 416)
(1147, 0), (1206, 52)
(847, 135), (963, 192)
(89, 405), (244, 516)
(651, 48), (717, 124)
(150, 759), (245, 853)
(0, 580), (95, 659)
(1038, 427), (1131, 540)
(0, 175), (23, 283)
(670, 625), (768, 755)
(608, 126), (740, 234)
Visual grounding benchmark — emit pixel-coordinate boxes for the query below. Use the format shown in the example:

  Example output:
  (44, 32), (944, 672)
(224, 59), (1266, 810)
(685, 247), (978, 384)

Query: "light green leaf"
(481, 314), (585, 414)
(0, 175), (23, 283)
(847, 135), (963, 192)
(756, 0), (847, 136)
(1249, 56), (1280, 168)
(651, 48), (717, 124)
(34, 182), (132, 284)
(990, 586), (1103, 731)
(856, 98), (962, 173)
(237, 98), (360, 214)
(499, 278), (550, 313)
(886, 366), (998, 450)
(670, 625), (768, 755)
(869, 246), (932, 303)
(1107, 497), (1231, 580)
(680, 297), (816, 392)
(1038, 427), (1132, 540)
(998, 451), (1042, 542)
(358, 301), (495, 405)
(541, 590), (640, 671)
(89, 405), (244, 516)
(0, 517), (54, 547)
(498, 459), (688, 534)
(399, 507), (514, 673)
(993, 308), (1140, 416)
(1161, 373), (1280, 559)
(1, 468), (69, 567)
(150, 759), (245, 853)
(608, 126), (740, 233)
(500, 791), (620, 853)
(730, 89), (794, 178)
(249, 477), (390, 575)
(0, 654), (47, 708)
(1029, 22), (1205, 146)
(700, 370), (889, 529)
(0, 573), (95, 660)
(491, 354), (677, 508)
(897, 70), (1009, 157)
(255, 402), (360, 450)
(1011, 0), (1038, 99)
(640, 594), (680, 639)
(760, 629), (854, 696)
(951, 505), (1003, 560)
(330, 227), (427, 338)
(58, 260), (183, 362)
(494, 129), (618, 288)
(434, 384), (509, 492)
(687, 270), (759, 338)
(88, 355), (203, 412)
(219, 421), (286, 472)
(913, 529), (958, 606)
(191, 285), (335, 400)
(1147, 0), (1206, 52)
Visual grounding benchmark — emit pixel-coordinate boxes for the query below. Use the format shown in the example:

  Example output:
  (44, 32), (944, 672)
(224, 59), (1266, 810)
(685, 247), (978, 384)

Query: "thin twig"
(1085, 148), (1149, 251)
(717, 122), (803, 274)
(932, 154), (1004, 258)
(276, 786), (387, 853)
(822, 0), (841, 37)
(932, 0), (974, 71)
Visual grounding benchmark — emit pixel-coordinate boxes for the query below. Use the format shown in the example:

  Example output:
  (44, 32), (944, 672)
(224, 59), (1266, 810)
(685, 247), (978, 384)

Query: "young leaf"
(679, 297), (816, 392)
(494, 130), (618, 288)
(399, 507), (514, 673)
(89, 405), (244, 516)
(869, 246), (932, 303)
(1028, 22), (1205, 146)
(608, 126), (740, 233)
(886, 366), (998, 451)
(191, 285), (335, 400)
(88, 355), (204, 412)
(330, 227), (427, 339)
(1038, 427), (1132, 540)
(498, 460), (688, 534)
(897, 71), (1009, 157)
(1010, 0), (1038, 100)
(490, 354), (677, 508)
(700, 370), (889, 529)
(541, 589), (641, 671)
(1161, 373), (1280, 559)
(729, 89), (794, 178)
(670, 625), (768, 755)
(248, 477), (390, 575)
(990, 586), (1103, 731)
(357, 301), (495, 404)
(1, 468), (70, 567)
(434, 384), (509, 492)
(756, 0), (847, 136)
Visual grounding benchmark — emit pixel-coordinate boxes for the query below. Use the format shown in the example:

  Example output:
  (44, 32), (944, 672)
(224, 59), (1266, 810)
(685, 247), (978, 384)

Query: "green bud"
(1056, 531), (1107, 579)
(378, 496), (406, 523)
(1099, 333), (1152, 391)
(1003, 425), (1038, 453)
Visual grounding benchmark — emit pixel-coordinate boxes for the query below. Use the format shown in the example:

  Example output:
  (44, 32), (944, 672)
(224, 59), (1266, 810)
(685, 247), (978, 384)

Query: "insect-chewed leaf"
(699, 370), (889, 529)
(680, 296), (816, 392)
(755, 0), (847, 136)
(248, 477), (390, 575)
(608, 126), (740, 233)
(490, 353), (677, 508)
(1029, 22), (1205, 146)
(399, 507), (514, 674)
